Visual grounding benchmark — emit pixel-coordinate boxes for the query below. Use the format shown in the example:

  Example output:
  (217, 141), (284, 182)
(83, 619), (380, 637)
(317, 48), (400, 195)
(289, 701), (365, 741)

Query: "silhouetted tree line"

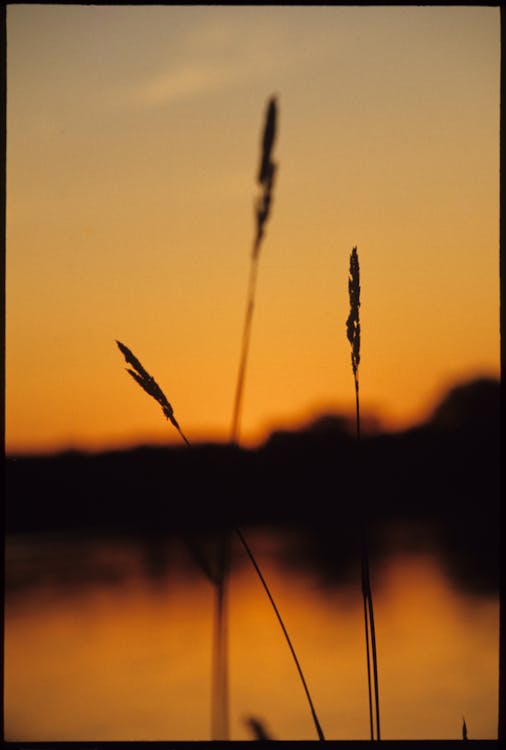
(5, 378), (500, 594)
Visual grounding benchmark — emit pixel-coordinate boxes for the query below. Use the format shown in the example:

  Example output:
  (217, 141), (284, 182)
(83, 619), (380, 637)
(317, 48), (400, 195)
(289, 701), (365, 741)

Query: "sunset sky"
(6, 5), (500, 454)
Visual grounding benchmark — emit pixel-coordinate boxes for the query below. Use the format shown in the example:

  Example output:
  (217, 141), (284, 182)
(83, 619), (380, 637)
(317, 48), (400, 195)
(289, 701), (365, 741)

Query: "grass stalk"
(116, 334), (325, 741)
(216, 97), (278, 736)
(235, 527), (325, 741)
(229, 96), (325, 740)
(230, 95), (277, 444)
(115, 339), (229, 739)
(368, 579), (381, 740)
(230, 250), (260, 443)
(346, 246), (381, 740)
(361, 558), (374, 740)
(115, 97), (324, 742)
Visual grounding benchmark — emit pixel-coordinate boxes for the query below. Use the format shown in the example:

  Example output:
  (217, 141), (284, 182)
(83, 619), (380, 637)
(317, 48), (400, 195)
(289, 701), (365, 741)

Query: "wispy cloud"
(114, 9), (361, 112)
(119, 12), (309, 110)
(137, 61), (240, 107)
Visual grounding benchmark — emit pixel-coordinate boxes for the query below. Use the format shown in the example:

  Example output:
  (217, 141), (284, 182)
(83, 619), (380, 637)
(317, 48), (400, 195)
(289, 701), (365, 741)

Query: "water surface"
(4, 529), (498, 741)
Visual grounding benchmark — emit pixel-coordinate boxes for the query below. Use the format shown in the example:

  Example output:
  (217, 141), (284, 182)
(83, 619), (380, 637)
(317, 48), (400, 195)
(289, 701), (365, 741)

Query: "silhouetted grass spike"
(231, 95), (279, 443)
(245, 717), (274, 741)
(462, 717), (468, 740)
(116, 340), (190, 446)
(344, 248), (380, 740)
(258, 97), (277, 185)
(253, 96), (277, 259)
(346, 246), (361, 378)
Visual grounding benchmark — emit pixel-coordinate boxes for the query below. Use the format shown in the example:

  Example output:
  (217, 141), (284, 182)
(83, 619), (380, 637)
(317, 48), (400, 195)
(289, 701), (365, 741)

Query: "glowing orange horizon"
(5, 365), (499, 457)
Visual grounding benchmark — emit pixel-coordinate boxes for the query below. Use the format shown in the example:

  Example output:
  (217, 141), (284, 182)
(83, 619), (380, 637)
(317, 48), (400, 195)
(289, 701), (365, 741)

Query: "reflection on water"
(4, 529), (498, 741)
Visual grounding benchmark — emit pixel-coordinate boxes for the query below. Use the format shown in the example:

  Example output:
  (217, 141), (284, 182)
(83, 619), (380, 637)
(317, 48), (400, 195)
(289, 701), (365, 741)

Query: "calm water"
(4, 529), (499, 741)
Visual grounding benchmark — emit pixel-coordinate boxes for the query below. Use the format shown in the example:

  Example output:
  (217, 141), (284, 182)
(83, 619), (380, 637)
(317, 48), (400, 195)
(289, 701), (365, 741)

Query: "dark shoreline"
(5, 378), (500, 595)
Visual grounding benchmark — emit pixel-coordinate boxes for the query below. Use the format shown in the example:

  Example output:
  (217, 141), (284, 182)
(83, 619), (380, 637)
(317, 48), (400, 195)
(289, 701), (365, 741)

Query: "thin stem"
(178, 428), (191, 448)
(229, 256), (328, 740)
(211, 532), (230, 740)
(368, 581), (381, 740)
(230, 251), (260, 444)
(355, 373), (381, 741)
(356, 375), (373, 740)
(234, 526), (326, 741)
(361, 556), (374, 741)
(230, 252), (325, 739)
(354, 376), (361, 442)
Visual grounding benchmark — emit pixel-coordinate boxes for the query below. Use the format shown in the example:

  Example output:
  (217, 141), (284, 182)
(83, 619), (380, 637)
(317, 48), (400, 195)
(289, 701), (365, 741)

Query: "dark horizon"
(5, 376), (500, 597)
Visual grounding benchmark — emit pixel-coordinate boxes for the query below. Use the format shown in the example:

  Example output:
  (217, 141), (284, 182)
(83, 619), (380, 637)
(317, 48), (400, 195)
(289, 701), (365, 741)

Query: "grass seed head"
(257, 97), (277, 186)
(462, 717), (468, 740)
(346, 246), (361, 379)
(253, 95), (278, 258)
(116, 340), (189, 444)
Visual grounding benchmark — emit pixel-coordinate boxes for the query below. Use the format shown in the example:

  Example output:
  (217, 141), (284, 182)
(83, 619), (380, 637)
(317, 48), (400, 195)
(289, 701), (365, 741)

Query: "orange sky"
(5, 5), (500, 454)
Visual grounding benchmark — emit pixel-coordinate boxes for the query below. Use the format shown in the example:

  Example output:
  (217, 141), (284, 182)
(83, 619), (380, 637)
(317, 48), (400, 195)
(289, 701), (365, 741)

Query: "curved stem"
(361, 557), (374, 740)
(368, 586), (381, 740)
(234, 526), (325, 741)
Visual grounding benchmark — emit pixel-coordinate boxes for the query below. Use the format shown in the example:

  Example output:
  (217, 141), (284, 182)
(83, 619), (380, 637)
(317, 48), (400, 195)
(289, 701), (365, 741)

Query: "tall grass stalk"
(229, 96), (325, 741)
(116, 337), (325, 741)
(215, 96), (278, 740)
(235, 527), (325, 740)
(115, 340), (228, 738)
(230, 95), (277, 443)
(346, 247), (381, 740)
(115, 96), (325, 743)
